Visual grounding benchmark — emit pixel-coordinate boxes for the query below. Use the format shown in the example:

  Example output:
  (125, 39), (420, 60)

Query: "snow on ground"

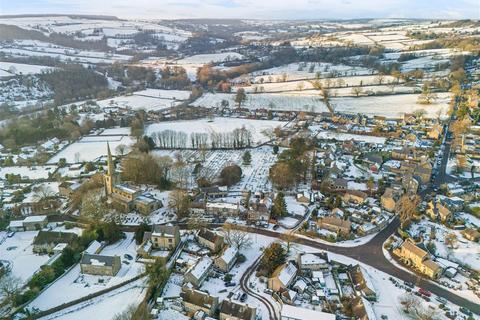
(0, 231), (50, 282)
(192, 92), (450, 118)
(175, 52), (244, 65)
(152, 146), (277, 191)
(0, 61), (53, 76)
(199, 231), (277, 320)
(146, 117), (286, 147)
(0, 165), (57, 180)
(311, 129), (387, 144)
(286, 196), (307, 216)
(47, 135), (134, 164)
(133, 88), (191, 100)
(248, 62), (374, 82)
(96, 93), (183, 112)
(29, 233), (144, 311)
(39, 279), (148, 320)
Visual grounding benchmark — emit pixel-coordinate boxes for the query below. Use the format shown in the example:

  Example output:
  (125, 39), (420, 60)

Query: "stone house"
(149, 225), (180, 250)
(198, 228), (224, 253)
(394, 238), (442, 279)
(33, 231), (78, 254)
(297, 252), (329, 271)
(80, 253), (121, 276)
(214, 246), (238, 272)
(180, 287), (219, 317)
(185, 256), (213, 288)
(267, 262), (298, 292)
(219, 299), (256, 320)
(317, 216), (352, 236)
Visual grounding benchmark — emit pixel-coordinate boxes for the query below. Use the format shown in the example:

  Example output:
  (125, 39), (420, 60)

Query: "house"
(199, 186), (228, 199)
(317, 216), (352, 236)
(342, 190), (368, 204)
(296, 191), (310, 204)
(180, 287), (219, 317)
(463, 228), (480, 242)
(219, 299), (256, 320)
(325, 178), (348, 192)
(427, 124), (443, 140)
(149, 225), (180, 250)
(363, 153), (383, 172)
(33, 231), (78, 253)
(22, 215), (48, 231)
(58, 181), (82, 197)
(426, 201), (452, 222)
(206, 202), (240, 216)
(394, 238), (442, 279)
(348, 265), (377, 301)
(380, 188), (397, 212)
(247, 198), (271, 224)
(297, 252), (329, 271)
(135, 195), (162, 215)
(80, 253), (121, 276)
(280, 304), (335, 320)
(215, 246), (238, 272)
(268, 262), (298, 292)
(198, 228), (224, 253)
(185, 256), (213, 288)
(8, 220), (25, 232)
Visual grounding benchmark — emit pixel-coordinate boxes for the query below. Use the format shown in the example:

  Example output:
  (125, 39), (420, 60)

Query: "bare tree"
(444, 233), (458, 249)
(399, 293), (421, 313)
(351, 87), (363, 97)
(81, 190), (107, 220)
(396, 195), (420, 228)
(0, 274), (22, 304)
(223, 223), (253, 250)
(115, 144), (127, 156)
(169, 189), (191, 218)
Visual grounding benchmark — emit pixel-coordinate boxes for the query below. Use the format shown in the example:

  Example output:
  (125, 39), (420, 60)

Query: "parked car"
(418, 288), (431, 297)
(404, 281), (414, 288)
(435, 296), (447, 304)
(459, 308), (472, 316)
(240, 293), (247, 302)
(225, 281), (236, 287)
(124, 254), (133, 260)
(7, 231), (15, 238)
(273, 224), (280, 230)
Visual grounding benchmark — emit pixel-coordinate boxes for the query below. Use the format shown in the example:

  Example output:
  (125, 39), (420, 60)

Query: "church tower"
(104, 142), (116, 195)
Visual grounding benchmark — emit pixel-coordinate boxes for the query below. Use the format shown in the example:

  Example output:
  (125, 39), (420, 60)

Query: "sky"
(0, 0), (479, 20)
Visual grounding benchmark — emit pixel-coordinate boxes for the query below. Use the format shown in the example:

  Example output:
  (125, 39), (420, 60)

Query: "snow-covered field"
(248, 62), (374, 82)
(0, 231), (50, 282)
(0, 61), (53, 76)
(0, 165), (57, 180)
(175, 52), (244, 65)
(47, 135), (134, 164)
(96, 92), (186, 111)
(192, 92), (450, 118)
(146, 117), (286, 147)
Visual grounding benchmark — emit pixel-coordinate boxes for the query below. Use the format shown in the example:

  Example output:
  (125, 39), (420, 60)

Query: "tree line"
(151, 126), (253, 149)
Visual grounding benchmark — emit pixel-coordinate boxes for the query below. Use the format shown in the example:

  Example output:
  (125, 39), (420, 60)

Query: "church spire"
(107, 142), (114, 176)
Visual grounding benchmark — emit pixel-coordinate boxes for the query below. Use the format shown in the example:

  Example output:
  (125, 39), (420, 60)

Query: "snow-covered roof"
(189, 256), (213, 280)
(220, 246), (238, 265)
(23, 215), (47, 223)
(206, 202), (238, 210)
(281, 304), (335, 320)
(84, 240), (102, 254)
(278, 262), (297, 286)
(300, 253), (327, 266)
